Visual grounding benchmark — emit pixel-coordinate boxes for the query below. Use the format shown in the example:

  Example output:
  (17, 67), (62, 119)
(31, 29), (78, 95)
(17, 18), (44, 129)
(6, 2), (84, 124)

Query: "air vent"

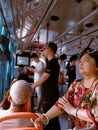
(50, 16), (59, 21)
(26, 0), (40, 3)
(76, 0), (83, 3)
(26, 0), (34, 3)
(85, 23), (94, 28)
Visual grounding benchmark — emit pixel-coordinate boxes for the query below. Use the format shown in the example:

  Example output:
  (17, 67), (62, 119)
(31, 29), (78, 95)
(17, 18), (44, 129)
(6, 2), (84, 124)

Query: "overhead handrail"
(20, 0), (59, 53)
(53, 7), (98, 42)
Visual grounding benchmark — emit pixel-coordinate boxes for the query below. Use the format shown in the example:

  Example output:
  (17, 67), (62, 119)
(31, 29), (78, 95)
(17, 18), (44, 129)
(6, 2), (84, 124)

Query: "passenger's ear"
(8, 96), (12, 102)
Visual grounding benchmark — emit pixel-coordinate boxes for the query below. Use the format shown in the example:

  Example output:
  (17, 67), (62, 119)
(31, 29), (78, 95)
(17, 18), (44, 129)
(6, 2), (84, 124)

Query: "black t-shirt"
(41, 58), (59, 105)
(67, 65), (76, 87)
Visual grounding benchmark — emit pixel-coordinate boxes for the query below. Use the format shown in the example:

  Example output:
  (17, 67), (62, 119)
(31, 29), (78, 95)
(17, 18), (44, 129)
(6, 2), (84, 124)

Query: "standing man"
(29, 53), (45, 111)
(31, 42), (60, 130)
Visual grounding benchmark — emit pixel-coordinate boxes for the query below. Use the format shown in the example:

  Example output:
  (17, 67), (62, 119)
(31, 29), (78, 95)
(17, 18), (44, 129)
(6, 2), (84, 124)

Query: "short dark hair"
(18, 65), (24, 68)
(60, 54), (67, 60)
(47, 42), (57, 54)
(70, 55), (78, 62)
(17, 73), (29, 82)
(31, 53), (38, 58)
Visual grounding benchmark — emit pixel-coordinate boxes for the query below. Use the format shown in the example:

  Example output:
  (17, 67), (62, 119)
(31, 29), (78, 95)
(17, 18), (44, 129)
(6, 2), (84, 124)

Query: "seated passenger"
(0, 80), (33, 129)
(0, 73), (30, 110)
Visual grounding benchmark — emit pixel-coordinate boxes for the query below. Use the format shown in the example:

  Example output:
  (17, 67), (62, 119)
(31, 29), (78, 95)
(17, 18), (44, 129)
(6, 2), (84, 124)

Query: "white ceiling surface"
(1, 0), (98, 55)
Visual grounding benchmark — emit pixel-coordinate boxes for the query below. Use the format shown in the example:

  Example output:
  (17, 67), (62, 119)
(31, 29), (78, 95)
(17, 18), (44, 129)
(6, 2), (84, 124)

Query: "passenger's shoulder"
(69, 79), (82, 88)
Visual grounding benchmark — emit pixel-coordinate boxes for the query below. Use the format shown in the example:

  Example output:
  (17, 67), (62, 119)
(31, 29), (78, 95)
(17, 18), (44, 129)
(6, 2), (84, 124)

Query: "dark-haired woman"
(67, 55), (78, 87)
(36, 49), (98, 130)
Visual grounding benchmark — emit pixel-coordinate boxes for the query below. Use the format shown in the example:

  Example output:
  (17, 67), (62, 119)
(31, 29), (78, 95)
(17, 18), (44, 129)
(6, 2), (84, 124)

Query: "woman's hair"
(60, 54), (67, 60)
(70, 55), (78, 62)
(31, 53), (38, 58)
(17, 73), (29, 82)
(66, 54), (78, 70)
(80, 49), (98, 67)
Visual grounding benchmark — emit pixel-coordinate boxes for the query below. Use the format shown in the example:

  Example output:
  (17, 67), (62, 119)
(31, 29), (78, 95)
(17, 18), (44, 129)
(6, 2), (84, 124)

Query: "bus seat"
(0, 112), (43, 130)
(6, 128), (39, 130)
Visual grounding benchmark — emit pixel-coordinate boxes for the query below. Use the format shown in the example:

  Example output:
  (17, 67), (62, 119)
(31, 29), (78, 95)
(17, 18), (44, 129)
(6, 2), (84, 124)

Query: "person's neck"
(47, 54), (55, 60)
(36, 59), (40, 63)
(71, 60), (76, 66)
(82, 75), (98, 88)
(83, 74), (98, 80)
(9, 104), (24, 112)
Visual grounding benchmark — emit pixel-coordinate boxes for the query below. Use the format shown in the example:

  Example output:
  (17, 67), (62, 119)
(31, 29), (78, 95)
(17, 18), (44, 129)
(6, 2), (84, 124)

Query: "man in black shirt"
(31, 42), (60, 130)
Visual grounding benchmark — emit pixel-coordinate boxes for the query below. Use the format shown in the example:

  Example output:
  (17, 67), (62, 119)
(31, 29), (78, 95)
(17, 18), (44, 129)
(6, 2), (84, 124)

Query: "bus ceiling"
(0, 0), (98, 55)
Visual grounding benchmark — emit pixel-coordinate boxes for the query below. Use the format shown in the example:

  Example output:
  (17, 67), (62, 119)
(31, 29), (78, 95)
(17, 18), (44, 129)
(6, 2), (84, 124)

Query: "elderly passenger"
(36, 49), (98, 130)
(0, 80), (33, 129)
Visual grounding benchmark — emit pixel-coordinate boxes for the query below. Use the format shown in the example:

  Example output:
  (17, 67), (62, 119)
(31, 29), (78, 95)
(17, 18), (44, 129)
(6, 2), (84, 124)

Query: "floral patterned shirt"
(62, 80), (98, 129)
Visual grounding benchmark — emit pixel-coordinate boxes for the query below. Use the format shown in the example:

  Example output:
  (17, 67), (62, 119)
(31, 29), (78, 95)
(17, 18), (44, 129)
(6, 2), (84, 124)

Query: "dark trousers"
(44, 117), (60, 130)
(42, 101), (60, 130)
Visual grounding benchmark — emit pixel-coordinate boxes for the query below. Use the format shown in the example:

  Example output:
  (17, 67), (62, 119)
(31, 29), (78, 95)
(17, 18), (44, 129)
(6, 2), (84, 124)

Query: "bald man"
(0, 80), (33, 129)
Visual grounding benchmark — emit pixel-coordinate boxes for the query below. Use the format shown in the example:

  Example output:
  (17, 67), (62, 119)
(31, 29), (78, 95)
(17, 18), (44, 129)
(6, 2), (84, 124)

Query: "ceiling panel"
(0, 0), (98, 55)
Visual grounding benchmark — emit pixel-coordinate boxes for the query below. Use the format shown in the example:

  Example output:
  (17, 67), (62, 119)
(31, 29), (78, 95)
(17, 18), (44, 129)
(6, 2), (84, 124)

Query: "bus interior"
(0, 0), (98, 108)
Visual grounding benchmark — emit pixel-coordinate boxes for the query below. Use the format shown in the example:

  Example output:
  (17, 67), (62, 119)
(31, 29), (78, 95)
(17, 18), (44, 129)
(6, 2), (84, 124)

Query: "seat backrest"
(0, 112), (43, 130)
(6, 128), (38, 130)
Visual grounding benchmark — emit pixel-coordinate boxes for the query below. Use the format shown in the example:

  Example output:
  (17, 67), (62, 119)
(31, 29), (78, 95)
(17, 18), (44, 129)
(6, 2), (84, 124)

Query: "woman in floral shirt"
(36, 49), (98, 130)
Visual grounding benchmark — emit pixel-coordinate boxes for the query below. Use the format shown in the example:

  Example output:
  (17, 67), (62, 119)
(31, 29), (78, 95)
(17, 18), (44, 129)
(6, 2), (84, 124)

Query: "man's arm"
(33, 68), (45, 74)
(31, 72), (50, 89)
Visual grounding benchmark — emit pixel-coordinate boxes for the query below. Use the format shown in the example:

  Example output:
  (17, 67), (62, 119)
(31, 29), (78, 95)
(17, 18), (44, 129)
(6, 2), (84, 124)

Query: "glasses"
(87, 48), (96, 53)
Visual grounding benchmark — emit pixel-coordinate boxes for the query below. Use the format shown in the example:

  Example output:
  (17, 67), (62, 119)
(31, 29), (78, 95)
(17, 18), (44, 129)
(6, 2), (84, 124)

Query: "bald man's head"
(10, 80), (32, 105)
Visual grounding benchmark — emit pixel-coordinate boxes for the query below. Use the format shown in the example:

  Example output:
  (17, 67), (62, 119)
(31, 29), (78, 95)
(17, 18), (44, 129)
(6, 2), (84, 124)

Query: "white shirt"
(34, 61), (45, 82)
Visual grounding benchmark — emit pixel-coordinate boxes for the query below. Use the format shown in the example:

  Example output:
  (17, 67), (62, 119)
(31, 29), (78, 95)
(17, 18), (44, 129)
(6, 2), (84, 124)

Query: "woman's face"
(79, 53), (97, 76)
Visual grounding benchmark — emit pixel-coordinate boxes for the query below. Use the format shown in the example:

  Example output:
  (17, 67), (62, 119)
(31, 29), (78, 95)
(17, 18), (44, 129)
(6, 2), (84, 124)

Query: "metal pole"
(46, 23), (49, 44)
(20, 0), (59, 52)
(53, 8), (98, 42)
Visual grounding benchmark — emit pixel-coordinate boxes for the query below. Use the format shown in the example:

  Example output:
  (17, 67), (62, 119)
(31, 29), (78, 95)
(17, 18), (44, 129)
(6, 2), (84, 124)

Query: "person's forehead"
(80, 54), (94, 61)
(32, 57), (36, 59)
(80, 54), (89, 59)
